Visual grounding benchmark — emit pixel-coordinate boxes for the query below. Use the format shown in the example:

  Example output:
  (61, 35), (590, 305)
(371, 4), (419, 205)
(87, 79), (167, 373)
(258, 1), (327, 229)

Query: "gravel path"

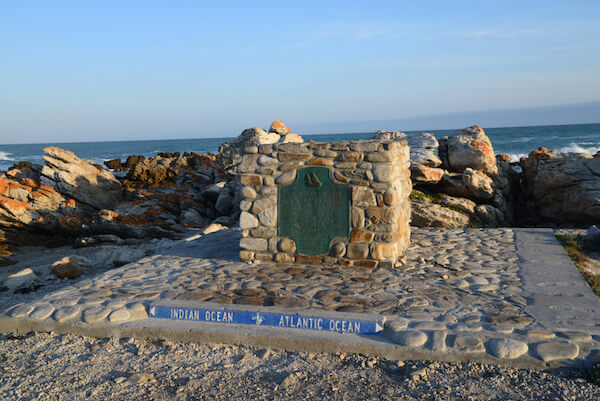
(0, 332), (598, 401)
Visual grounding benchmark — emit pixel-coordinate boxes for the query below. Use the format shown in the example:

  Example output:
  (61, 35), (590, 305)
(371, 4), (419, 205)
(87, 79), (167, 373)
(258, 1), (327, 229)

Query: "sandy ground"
(0, 331), (599, 401)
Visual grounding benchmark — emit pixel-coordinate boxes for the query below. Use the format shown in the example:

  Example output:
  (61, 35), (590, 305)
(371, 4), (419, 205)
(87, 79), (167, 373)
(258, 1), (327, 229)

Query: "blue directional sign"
(149, 305), (384, 335)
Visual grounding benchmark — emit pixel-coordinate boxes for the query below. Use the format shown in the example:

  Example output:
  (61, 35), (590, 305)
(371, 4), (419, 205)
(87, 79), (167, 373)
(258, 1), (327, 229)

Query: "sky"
(1, 1), (599, 143)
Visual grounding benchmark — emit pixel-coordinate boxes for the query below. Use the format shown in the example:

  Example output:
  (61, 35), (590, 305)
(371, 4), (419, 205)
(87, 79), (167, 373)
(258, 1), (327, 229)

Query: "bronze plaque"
(278, 167), (350, 255)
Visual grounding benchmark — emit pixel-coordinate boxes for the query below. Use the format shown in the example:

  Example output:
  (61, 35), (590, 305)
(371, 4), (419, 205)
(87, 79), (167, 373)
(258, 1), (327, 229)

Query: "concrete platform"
(2, 228), (600, 369)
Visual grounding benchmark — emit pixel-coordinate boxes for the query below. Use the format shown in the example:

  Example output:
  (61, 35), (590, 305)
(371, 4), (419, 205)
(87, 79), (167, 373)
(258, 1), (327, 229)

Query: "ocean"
(1, 123), (599, 173)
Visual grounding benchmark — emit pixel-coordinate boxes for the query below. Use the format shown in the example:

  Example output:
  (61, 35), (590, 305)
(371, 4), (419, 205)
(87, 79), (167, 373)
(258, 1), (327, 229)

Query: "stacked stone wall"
(238, 139), (411, 268)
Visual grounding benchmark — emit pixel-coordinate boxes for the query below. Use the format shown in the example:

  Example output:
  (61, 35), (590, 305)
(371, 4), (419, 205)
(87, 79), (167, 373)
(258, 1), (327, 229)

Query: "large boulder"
(410, 164), (444, 184)
(439, 125), (497, 175)
(521, 149), (600, 225)
(41, 147), (122, 210)
(269, 120), (291, 136)
(50, 256), (93, 279)
(462, 168), (494, 200)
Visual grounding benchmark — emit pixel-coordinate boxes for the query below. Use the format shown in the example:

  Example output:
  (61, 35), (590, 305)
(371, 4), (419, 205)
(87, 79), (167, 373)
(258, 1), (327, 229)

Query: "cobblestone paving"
(3, 228), (600, 367)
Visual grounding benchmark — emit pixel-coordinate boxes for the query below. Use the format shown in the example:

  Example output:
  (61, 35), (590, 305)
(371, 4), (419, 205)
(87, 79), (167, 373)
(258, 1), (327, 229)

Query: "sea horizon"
(1, 122), (599, 173)
(2, 120), (599, 147)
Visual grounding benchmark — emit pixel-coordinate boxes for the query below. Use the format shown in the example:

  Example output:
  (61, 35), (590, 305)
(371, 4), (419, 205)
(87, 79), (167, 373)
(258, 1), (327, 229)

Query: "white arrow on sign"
(150, 307), (156, 317)
(252, 312), (264, 325)
(375, 322), (383, 333)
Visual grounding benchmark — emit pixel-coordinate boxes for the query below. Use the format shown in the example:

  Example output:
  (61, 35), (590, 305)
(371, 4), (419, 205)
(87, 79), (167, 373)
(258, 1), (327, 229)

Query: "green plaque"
(278, 167), (350, 255)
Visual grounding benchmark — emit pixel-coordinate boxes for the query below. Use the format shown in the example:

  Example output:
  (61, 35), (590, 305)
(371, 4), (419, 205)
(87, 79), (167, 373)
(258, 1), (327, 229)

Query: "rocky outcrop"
(377, 126), (518, 228)
(125, 155), (184, 188)
(5, 161), (43, 182)
(521, 149), (600, 225)
(41, 147), (122, 210)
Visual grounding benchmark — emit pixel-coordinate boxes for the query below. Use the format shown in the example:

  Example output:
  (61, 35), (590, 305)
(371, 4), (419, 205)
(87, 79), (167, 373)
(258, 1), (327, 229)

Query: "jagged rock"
(475, 204), (506, 227)
(269, 120), (291, 136)
(410, 164), (444, 184)
(124, 155), (145, 169)
(439, 125), (497, 175)
(3, 268), (37, 291)
(40, 147), (122, 210)
(218, 127), (280, 174)
(282, 133), (303, 143)
(374, 131), (441, 167)
(440, 195), (476, 214)
(437, 172), (473, 199)
(410, 199), (471, 228)
(181, 208), (208, 227)
(203, 182), (227, 203)
(215, 190), (234, 216)
(5, 162), (43, 182)
(104, 159), (123, 171)
(124, 156), (182, 188)
(521, 150), (600, 224)
(463, 168), (494, 200)
(0, 175), (82, 231)
(50, 256), (93, 279)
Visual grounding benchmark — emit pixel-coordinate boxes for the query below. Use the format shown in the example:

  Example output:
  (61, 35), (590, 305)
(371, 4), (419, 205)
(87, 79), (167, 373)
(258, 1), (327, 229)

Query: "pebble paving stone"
(535, 342), (580, 362)
(2, 227), (600, 368)
(29, 304), (55, 320)
(53, 306), (81, 323)
(82, 306), (111, 323)
(8, 304), (34, 318)
(390, 330), (428, 347)
(429, 330), (448, 352)
(108, 308), (131, 323)
(488, 338), (529, 359)
(454, 335), (485, 353)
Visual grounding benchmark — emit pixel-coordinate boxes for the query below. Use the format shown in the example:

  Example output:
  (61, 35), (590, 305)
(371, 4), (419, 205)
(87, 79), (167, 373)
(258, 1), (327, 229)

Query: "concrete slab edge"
(0, 314), (589, 371)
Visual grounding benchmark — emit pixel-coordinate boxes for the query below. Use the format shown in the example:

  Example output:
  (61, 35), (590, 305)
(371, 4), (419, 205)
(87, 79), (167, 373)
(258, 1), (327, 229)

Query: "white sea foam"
(507, 153), (528, 162)
(557, 143), (600, 155)
(0, 151), (15, 161)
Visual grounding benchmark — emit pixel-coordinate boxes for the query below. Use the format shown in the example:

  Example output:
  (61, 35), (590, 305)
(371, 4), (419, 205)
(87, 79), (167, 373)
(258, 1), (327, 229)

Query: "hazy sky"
(1, 1), (599, 143)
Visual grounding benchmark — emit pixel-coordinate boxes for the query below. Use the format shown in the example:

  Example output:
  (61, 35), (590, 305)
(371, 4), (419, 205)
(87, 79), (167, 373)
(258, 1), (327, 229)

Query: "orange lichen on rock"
(59, 214), (82, 228)
(470, 140), (494, 159)
(0, 176), (32, 196)
(19, 178), (39, 188)
(0, 196), (30, 215)
(61, 199), (77, 209)
(115, 214), (150, 225)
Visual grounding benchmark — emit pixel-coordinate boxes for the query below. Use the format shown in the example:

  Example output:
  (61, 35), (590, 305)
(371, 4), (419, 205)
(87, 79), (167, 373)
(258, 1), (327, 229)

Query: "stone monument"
(238, 138), (412, 268)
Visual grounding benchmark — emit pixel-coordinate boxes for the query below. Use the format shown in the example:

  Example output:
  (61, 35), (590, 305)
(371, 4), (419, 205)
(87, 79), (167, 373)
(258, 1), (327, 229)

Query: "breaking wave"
(557, 143), (600, 155)
(0, 151), (15, 161)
